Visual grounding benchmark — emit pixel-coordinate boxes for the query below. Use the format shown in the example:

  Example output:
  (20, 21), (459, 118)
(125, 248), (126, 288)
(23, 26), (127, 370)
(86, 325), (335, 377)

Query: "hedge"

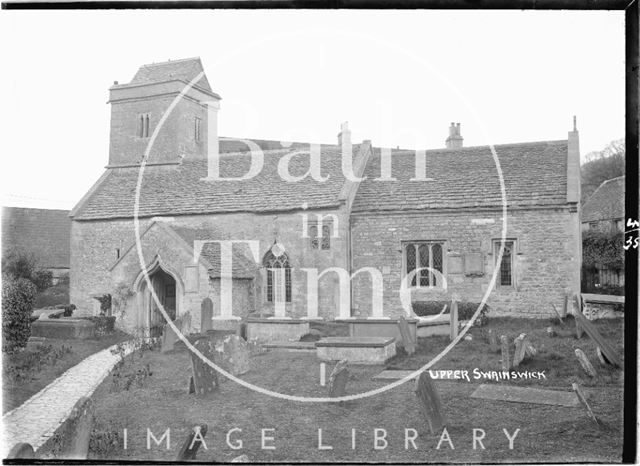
(2, 276), (37, 352)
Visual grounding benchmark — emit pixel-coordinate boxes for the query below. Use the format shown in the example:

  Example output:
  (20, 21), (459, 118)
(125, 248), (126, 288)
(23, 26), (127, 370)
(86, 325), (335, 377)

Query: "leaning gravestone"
(176, 424), (208, 461)
(189, 339), (219, 396)
(572, 383), (600, 427)
(574, 295), (584, 339)
(596, 347), (613, 366)
(575, 348), (597, 378)
(500, 335), (510, 371)
(397, 315), (416, 355)
(574, 310), (622, 367)
(215, 335), (250, 376)
(551, 304), (564, 325)
(525, 340), (537, 358)
(415, 371), (446, 435)
(328, 360), (349, 397)
(512, 333), (528, 368)
(180, 312), (192, 336)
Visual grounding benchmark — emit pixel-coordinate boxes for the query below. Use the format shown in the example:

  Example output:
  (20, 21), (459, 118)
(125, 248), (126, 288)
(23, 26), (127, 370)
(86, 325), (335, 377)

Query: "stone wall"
(350, 207), (581, 318)
(70, 204), (351, 333)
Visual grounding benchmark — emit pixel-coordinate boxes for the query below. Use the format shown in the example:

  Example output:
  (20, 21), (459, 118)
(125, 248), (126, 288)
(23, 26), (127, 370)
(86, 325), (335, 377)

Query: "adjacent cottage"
(69, 57), (582, 334)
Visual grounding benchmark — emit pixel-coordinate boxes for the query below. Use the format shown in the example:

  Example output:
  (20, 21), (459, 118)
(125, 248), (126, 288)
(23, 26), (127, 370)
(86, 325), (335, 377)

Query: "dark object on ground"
(176, 424), (208, 461)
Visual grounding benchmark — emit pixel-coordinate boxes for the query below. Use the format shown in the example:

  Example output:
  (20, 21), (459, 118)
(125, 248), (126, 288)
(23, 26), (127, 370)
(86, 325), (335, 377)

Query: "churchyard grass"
(85, 317), (623, 462)
(3, 330), (130, 413)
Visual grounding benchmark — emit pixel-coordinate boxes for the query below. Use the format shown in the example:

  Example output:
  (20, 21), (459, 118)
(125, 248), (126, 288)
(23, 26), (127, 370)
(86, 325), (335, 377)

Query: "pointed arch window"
(263, 250), (292, 303)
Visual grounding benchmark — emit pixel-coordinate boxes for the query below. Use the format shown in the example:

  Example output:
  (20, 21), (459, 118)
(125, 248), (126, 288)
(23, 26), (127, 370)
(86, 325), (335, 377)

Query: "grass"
(34, 280), (70, 309)
(2, 330), (131, 414)
(84, 316), (624, 463)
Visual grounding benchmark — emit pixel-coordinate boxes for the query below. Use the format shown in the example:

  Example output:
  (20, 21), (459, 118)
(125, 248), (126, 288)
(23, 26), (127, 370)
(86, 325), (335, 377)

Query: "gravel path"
(2, 341), (134, 457)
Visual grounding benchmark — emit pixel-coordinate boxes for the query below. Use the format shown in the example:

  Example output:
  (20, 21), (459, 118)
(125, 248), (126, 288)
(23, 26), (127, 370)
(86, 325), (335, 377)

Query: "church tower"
(107, 57), (220, 166)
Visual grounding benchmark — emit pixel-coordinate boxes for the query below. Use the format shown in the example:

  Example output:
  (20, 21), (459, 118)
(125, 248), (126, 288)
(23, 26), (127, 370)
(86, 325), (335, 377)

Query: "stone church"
(70, 57), (582, 335)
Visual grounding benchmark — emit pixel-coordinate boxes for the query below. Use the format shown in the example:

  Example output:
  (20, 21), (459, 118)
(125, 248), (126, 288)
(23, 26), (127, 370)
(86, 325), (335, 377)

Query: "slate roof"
(1, 207), (70, 269)
(72, 144), (356, 220)
(128, 57), (213, 93)
(582, 176), (625, 223)
(351, 140), (569, 212)
(170, 226), (258, 279)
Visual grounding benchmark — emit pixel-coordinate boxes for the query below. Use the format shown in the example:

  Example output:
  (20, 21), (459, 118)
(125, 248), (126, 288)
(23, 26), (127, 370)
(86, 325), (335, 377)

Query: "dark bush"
(2, 276), (37, 352)
(63, 304), (76, 317)
(2, 250), (52, 292)
(412, 301), (490, 325)
(32, 269), (53, 292)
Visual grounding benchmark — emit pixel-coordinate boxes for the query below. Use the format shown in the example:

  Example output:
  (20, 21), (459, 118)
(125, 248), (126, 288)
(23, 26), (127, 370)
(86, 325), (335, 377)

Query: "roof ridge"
(140, 57), (202, 68)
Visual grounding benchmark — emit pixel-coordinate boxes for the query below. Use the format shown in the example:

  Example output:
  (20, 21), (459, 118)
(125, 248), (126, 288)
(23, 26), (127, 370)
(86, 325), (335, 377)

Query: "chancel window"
(403, 241), (444, 287)
(264, 251), (292, 303)
(493, 239), (516, 287)
(195, 117), (202, 142)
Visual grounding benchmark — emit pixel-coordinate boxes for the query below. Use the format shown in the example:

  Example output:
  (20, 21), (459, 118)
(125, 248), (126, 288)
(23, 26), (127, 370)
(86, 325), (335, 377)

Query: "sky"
(0, 10), (625, 210)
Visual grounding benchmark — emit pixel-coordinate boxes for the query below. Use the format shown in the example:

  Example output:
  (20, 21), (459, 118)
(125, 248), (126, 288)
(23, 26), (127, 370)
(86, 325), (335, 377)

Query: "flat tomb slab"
(31, 319), (95, 340)
(344, 319), (417, 345)
(245, 319), (309, 344)
(316, 337), (396, 365)
(470, 384), (580, 407)
(263, 341), (316, 351)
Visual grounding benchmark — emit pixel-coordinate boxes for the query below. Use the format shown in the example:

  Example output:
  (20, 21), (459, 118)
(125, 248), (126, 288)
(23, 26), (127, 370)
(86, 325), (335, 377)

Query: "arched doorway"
(144, 268), (178, 337)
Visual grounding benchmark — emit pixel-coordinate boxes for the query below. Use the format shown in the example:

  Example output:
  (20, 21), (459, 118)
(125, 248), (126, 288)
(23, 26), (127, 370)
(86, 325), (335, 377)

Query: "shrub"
(2, 250), (52, 292)
(63, 304), (76, 317)
(412, 301), (490, 326)
(31, 269), (53, 292)
(582, 229), (624, 270)
(2, 276), (37, 352)
(81, 316), (116, 336)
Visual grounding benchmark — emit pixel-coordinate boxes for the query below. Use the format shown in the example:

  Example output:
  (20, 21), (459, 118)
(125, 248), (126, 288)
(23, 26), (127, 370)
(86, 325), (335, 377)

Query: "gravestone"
(189, 339), (219, 396)
(574, 310), (622, 367)
(572, 383), (600, 427)
(574, 295), (584, 339)
(546, 326), (556, 337)
(500, 335), (510, 371)
(7, 443), (35, 459)
(397, 316), (416, 355)
(487, 329), (499, 353)
(575, 348), (597, 377)
(525, 340), (537, 358)
(161, 320), (180, 353)
(180, 312), (192, 336)
(562, 293), (570, 318)
(68, 397), (94, 459)
(201, 298), (214, 333)
(415, 371), (446, 435)
(449, 300), (459, 341)
(328, 360), (349, 397)
(596, 347), (613, 366)
(551, 304), (564, 325)
(512, 333), (528, 368)
(176, 424), (208, 461)
(216, 335), (250, 376)
(232, 454), (250, 462)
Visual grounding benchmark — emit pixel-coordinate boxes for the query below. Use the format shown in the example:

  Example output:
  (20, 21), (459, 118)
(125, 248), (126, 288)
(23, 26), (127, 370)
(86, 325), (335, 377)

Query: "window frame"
(401, 240), (446, 289)
(264, 251), (292, 303)
(492, 238), (518, 289)
(194, 116), (202, 142)
(138, 113), (151, 138)
(308, 219), (332, 250)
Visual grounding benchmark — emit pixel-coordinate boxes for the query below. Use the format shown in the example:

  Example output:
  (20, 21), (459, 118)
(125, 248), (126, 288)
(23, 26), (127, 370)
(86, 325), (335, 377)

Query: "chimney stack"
(338, 121), (352, 157)
(445, 122), (463, 149)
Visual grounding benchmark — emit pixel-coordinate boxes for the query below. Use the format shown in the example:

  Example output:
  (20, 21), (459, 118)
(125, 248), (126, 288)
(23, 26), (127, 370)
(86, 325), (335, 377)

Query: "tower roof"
(129, 57), (213, 92)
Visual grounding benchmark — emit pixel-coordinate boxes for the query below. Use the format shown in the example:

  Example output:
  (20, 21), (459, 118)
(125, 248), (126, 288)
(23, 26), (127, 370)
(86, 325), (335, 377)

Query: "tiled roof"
(1, 207), (70, 268)
(72, 144), (355, 220)
(170, 226), (258, 279)
(582, 176), (625, 223)
(129, 57), (213, 93)
(351, 140), (568, 212)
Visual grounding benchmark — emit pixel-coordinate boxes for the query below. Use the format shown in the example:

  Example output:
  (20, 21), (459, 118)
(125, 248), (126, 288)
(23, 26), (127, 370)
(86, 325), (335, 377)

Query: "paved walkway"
(2, 341), (134, 457)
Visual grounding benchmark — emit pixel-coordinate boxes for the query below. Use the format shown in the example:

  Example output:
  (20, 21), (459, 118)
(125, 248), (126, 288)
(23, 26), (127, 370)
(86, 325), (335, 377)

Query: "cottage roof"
(128, 57), (213, 93)
(581, 175), (625, 223)
(1, 207), (70, 269)
(351, 140), (569, 212)
(72, 142), (359, 220)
